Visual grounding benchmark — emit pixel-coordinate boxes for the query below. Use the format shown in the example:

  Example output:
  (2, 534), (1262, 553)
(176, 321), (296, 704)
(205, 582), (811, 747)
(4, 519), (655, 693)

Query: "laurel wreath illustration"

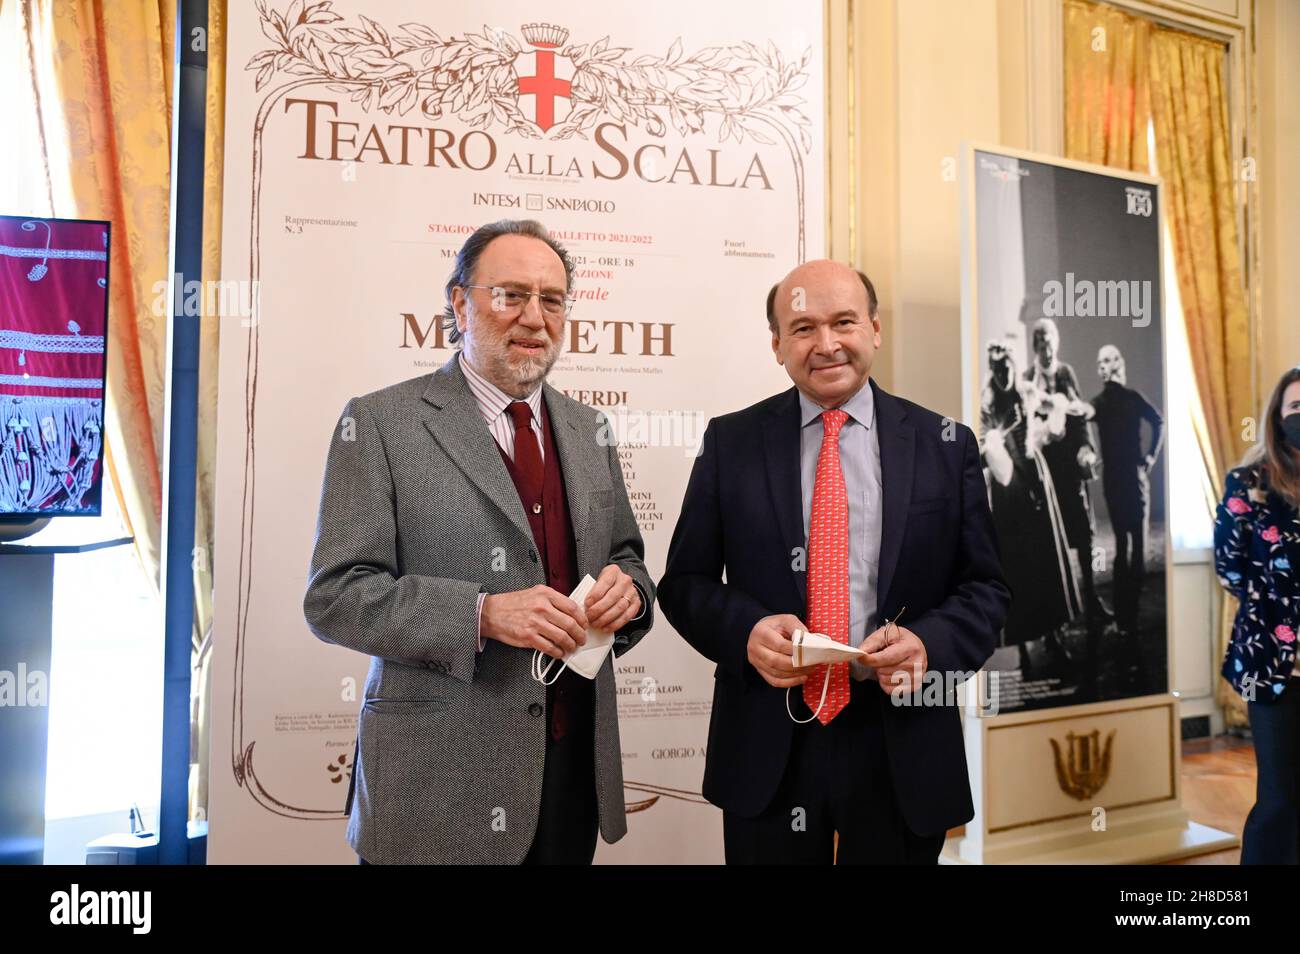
(248, 0), (813, 149)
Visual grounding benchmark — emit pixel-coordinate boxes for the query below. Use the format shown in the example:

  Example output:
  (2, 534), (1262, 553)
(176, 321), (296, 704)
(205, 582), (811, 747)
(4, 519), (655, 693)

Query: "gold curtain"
(1148, 26), (1252, 725)
(1063, 0), (1151, 170)
(1064, 0), (1252, 725)
(1147, 29), (1252, 502)
(27, 0), (174, 586)
(21, 0), (225, 814)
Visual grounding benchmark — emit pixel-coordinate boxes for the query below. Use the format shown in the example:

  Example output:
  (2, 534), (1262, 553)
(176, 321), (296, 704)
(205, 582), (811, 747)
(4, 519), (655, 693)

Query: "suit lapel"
(762, 388), (807, 607)
(420, 354), (533, 545)
(874, 379), (914, 612)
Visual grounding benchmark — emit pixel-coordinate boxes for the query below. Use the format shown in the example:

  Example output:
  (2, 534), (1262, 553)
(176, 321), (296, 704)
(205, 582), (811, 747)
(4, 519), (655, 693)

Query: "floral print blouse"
(1215, 465), (1300, 701)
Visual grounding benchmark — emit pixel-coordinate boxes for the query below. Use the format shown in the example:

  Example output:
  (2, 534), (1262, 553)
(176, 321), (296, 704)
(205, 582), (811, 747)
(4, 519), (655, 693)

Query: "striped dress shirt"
(459, 353), (545, 464)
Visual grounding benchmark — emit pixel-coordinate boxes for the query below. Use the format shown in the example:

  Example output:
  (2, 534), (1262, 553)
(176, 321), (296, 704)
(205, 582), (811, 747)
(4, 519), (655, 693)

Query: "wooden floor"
(1166, 735), (1256, 865)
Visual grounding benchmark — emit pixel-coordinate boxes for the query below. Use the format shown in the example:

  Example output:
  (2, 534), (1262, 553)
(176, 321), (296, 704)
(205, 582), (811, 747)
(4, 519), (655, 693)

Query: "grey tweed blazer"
(303, 353), (654, 864)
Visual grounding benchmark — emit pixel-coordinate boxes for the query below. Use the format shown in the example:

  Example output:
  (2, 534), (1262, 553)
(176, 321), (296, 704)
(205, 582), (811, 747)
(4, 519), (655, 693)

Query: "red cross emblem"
(518, 22), (572, 132)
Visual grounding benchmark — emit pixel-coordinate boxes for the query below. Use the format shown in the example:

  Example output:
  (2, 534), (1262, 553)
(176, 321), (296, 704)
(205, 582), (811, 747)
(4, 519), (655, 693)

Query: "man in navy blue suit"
(657, 260), (1010, 864)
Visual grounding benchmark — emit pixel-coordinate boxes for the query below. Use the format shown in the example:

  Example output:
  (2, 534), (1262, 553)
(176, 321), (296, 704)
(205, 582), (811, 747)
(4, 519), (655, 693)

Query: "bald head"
(1098, 343), (1126, 385)
(766, 261), (878, 334)
(768, 260), (882, 408)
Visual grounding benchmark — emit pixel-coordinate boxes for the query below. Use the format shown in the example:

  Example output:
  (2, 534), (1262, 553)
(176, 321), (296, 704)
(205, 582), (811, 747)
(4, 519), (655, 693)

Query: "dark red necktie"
(507, 401), (543, 504)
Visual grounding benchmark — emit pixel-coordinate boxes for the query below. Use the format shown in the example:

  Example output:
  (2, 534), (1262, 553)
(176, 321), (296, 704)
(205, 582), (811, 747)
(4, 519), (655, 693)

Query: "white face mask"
(785, 629), (868, 724)
(532, 574), (616, 684)
(790, 629), (867, 667)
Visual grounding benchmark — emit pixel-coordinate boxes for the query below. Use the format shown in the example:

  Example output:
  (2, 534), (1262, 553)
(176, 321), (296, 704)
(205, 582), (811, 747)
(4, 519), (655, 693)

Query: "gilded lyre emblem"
(1050, 729), (1115, 801)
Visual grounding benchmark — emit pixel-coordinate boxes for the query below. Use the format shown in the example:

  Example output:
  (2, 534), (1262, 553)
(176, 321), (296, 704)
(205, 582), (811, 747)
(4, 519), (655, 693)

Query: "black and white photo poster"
(966, 147), (1168, 714)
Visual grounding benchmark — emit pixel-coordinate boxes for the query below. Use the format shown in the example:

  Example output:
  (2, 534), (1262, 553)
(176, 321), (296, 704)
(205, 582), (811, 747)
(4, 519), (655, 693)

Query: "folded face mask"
(532, 574), (615, 683)
(790, 629), (867, 667)
(786, 614), (908, 722)
(786, 630), (867, 723)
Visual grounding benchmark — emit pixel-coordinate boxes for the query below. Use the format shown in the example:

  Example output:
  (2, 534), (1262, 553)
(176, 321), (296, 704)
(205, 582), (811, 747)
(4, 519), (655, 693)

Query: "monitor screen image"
(0, 215), (109, 518)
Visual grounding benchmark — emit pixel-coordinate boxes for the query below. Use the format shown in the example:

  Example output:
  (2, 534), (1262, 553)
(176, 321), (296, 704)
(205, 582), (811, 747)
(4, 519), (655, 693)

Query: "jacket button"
(528, 703), (543, 717)
(529, 549), (538, 563)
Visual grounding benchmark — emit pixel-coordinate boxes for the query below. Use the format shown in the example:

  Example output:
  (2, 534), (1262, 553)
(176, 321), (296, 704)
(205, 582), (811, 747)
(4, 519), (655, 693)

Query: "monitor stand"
(0, 517), (51, 543)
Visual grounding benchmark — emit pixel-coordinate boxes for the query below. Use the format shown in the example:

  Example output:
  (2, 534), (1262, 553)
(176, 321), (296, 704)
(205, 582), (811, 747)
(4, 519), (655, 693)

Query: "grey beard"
(466, 336), (558, 398)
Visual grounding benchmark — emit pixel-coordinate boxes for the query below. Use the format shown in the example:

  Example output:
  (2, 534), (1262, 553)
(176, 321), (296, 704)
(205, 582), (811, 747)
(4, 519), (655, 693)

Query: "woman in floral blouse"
(1215, 366), (1300, 864)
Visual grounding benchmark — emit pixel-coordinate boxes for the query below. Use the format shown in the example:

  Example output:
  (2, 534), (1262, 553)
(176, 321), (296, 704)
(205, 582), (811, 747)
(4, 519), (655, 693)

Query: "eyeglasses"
(880, 606), (908, 646)
(463, 284), (573, 318)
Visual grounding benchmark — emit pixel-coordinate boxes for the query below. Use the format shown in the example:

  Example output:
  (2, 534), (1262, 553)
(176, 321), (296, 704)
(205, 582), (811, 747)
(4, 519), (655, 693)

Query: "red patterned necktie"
(804, 408), (851, 725)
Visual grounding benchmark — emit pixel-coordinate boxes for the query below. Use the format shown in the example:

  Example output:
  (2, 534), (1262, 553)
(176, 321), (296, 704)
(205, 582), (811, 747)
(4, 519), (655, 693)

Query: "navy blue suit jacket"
(657, 379), (1010, 835)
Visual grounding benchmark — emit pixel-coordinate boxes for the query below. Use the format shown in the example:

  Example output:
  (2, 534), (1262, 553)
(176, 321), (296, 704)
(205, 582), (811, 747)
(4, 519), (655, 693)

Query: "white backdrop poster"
(209, 0), (825, 862)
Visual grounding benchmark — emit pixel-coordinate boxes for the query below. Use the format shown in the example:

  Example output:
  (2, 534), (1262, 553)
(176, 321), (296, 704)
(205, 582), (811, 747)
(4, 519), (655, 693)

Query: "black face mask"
(1283, 413), (1300, 449)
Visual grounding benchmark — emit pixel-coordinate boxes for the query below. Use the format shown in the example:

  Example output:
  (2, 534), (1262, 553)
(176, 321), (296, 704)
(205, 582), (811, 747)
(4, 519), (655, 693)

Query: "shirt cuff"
(475, 591), (487, 652)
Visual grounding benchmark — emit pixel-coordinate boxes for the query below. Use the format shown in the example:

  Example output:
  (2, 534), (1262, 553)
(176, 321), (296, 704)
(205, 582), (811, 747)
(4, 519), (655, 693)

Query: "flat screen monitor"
(0, 214), (109, 518)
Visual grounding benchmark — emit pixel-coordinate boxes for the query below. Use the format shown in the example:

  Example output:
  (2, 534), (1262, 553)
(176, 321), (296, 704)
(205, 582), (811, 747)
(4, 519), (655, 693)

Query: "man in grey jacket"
(304, 219), (654, 864)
